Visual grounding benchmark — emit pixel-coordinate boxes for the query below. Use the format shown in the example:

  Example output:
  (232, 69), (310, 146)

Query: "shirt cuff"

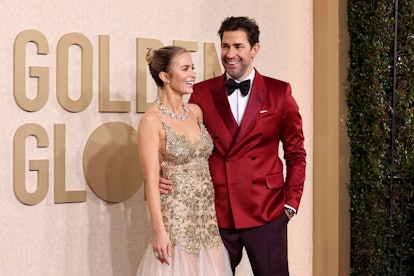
(284, 204), (296, 214)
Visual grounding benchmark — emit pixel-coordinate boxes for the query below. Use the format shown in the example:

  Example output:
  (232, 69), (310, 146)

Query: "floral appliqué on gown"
(136, 121), (232, 276)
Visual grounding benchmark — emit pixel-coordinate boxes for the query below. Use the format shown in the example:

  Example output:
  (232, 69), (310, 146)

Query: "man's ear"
(251, 43), (260, 59)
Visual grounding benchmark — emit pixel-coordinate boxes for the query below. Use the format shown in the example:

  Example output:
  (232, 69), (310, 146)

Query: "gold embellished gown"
(136, 122), (232, 276)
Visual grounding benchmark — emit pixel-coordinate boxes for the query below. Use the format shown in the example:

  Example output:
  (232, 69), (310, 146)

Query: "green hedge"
(347, 0), (414, 275)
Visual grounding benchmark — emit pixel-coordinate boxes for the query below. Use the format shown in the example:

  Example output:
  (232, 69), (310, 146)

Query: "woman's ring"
(154, 252), (159, 258)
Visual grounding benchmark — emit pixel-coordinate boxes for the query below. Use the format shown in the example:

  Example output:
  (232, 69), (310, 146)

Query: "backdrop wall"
(0, 1), (313, 275)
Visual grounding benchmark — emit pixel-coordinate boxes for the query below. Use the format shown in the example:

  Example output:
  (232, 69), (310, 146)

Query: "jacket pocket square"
(260, 110), (268, 113)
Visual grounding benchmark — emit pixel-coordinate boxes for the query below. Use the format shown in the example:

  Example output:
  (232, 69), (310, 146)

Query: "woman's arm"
(138, 113), (172, 264)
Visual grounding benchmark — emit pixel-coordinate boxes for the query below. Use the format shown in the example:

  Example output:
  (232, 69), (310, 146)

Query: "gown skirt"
(136, 243), (232, 276)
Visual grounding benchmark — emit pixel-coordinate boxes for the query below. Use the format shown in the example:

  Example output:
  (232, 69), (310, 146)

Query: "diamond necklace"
(155, 97), (189, 121)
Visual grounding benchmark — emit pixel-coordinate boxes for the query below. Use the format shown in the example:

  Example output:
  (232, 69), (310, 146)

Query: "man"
(161, 16), (306, 275)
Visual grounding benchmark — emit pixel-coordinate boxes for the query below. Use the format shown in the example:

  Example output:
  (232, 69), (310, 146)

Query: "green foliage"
(347, 0), (414, 275)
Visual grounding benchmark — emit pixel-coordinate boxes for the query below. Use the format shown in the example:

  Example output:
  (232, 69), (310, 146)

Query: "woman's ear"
(159, 71), (169, 84)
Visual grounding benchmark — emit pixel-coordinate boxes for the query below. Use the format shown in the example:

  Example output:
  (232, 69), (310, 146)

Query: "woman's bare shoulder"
(139, 105), (162, 129)
(187, 103), (203, 119)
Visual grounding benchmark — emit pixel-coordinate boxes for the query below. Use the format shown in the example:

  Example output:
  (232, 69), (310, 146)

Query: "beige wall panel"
(0, 1), (313, 275)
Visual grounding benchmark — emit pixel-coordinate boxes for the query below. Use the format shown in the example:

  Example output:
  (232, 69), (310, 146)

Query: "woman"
(136, 46), (231, 275)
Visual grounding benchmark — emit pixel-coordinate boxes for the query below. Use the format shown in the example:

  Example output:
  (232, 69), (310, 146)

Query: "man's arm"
(281, 83), (306, 212)
(159, 176), (172, 194)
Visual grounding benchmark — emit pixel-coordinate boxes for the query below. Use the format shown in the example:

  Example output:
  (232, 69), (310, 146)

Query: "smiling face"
(220, 29), (260, 81)
(165, 52), (196, 95)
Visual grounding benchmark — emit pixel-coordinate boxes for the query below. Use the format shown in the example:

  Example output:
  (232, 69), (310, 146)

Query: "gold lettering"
(99, 35), (131, 112)
(13, 123), (49, 205)
(173, 40), (198, 52)
(54, 124), (87, 203)
(13, 30), (49, 112)
(83, 122), (142, 203)
(203, 42), (222, 79)
(57, 33), (93, 112)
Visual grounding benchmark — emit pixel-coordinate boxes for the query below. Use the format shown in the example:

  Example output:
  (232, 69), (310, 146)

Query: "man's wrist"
(285, 207), (295, 219)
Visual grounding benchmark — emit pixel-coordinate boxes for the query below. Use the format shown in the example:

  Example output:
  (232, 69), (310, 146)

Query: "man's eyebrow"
(221, 42), (244, 46)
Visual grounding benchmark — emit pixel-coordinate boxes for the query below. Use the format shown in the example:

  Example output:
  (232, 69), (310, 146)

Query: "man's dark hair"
(218, 16), (260, 47)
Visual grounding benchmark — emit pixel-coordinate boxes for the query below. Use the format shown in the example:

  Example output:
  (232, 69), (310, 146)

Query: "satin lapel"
(235, 72), (267, 143)
(211, 76), (239, 137)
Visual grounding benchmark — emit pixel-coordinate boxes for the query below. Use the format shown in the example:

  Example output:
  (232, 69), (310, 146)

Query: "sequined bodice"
(160, 121), (222, 255)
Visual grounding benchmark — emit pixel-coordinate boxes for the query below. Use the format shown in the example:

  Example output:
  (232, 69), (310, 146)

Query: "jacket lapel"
(211, 75), (239, 137)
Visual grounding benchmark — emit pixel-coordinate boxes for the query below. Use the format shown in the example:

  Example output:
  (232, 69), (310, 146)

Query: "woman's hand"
(152, 229), (172, 265)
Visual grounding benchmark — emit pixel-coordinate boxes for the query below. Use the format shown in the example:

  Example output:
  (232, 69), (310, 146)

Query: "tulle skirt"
(136, 243), (232, 276)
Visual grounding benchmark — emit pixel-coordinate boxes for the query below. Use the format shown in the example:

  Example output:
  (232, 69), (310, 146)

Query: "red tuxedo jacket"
(189, 70), (306, 229)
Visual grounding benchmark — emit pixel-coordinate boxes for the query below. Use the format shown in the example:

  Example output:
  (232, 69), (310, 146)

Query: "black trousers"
(219, 214), (289, 276)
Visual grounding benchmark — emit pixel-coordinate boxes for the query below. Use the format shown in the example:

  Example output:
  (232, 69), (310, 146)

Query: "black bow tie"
(226, 79), (251, 96)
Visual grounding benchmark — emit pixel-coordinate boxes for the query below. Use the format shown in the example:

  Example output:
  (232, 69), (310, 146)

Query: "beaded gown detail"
(136, 121), (232, 276)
